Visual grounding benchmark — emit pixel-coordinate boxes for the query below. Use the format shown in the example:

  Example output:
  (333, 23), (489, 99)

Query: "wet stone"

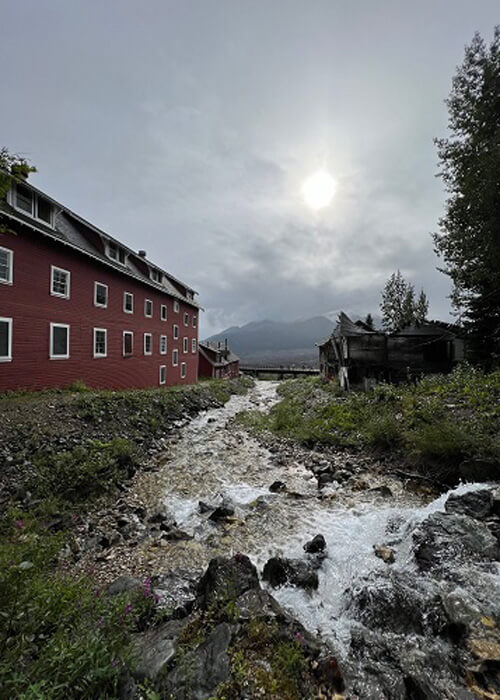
(373, 544), (395, 564)
(262, 556), (319, 590)
(445, 489), (494, 520)
(269, 480), (286, 493)
(304, 534), (327, 554)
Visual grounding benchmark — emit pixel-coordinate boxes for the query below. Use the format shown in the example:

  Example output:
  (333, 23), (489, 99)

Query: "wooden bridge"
(240, 365), (320, 379)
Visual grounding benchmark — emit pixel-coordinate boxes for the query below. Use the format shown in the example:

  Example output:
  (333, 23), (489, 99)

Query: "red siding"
(0, 229), (199, 391)
(198, 352), (239, 380)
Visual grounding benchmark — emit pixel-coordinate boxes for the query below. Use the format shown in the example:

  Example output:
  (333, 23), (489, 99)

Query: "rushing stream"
(148, 380), (500, 697)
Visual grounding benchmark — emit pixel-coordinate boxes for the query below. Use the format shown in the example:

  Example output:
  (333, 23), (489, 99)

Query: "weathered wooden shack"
(318, 312), (465, 389)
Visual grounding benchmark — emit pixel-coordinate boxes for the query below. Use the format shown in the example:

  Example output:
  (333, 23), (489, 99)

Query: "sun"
(302, 170), (337, 210)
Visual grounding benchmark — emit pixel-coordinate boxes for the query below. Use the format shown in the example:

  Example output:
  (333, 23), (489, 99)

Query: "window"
(123, 331), (133, 356)
(173, 300), (180, 313)
(94, 282), (108, 308)
(144, 333), (152, 355)
(14, 183), (34, 215)
(36, 195), (53, 224)
(0, 247), (13, 285)
(159, 365), (166, 385)
(145, 299), (153, 317)
(108, 242), (126, 264)
(172, 349), (179, 366)
(193, 315), (197, 328)
(123, 292), (134, 314)
(184, 312), (189, 327)
(192, 339), (197, 353)
(50, 323), (69, 359)
(161, 304), (167, 321)
(93, 328), (107, 358)
(183, 337), (188, 354)
(0, 317), (12, 362)
(160, 335), (167, 354)
(180, 362), (187, 379)
(50, 266), (70, 299)
(11, 184), (53, 225)
(151, 268), (162, 283)
(173, 324), (179, 340)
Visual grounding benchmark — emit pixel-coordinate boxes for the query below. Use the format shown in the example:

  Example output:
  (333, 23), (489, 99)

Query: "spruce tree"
(434, 28), (500, 364)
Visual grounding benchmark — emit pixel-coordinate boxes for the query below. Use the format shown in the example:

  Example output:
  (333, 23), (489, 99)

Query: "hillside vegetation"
(238, 366), (500, 483)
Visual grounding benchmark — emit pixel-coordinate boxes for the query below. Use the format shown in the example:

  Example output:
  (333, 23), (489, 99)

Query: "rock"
(107, 576), (142, 596)
(304, 534), (327, 554)
(234, 588), (284, 622)
(445, 489), (494, 520)
(269, 480), (286, 493)
(262, 556), (319, 590)
(373, 544), (395, 564)
(459, 459), (500, 483)
(469, 637), (500, 661)
(412, 512), (499, 574)
(147, 507), (175, 527)
(197, 555), (260, 610)
(317, 472), (335, 488)
(161, 529), (192, 541)
(161, 622), (234, 699)
(208, 501), (235, 521)
(198, 500), (213, 513)
(313, 656), (345, 693)
(132, 617), (186, 679)
(332, 469), (352, 483)
(370, 485), (393, 498)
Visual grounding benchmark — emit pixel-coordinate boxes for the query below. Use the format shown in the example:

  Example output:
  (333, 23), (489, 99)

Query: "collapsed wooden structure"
(318, 312), (465, 389)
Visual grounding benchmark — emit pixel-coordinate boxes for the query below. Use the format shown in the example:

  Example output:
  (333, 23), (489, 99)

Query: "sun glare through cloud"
(302, 170), (337, 210)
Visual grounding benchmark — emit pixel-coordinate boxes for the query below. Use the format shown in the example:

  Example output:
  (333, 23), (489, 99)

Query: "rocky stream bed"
(64, 381), (500, 698)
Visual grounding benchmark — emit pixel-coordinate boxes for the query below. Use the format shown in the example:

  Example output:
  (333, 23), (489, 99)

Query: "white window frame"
(180, 362), (187, 379)
(94, 281), (108, 308)
(0, 317), (13, 362)
(123, 291), (134, 314)
(93, 328), (107, 358)
(193, 315), (197, 328)
(123, 331), (133, 356)
(173, 324), (179, 340)
(172, 349), (179, 366)
(0, 247), (13, 285)
(173, 300), (180, 313)
(144, 299), (153, 318)
(184, 312), (189, 327)
(107, 242), (126, 265)
(50, 322), (70, 360)
(192, 338), (197, 354)
(160, 335), (167, 355)
(161, 304), (167, 321)
(183, 337), (188, 354)
(50, 265), (71, 299)
(144, 332), (153, 356)
(159, 365), (166, 385)
(9, 184), (54, 227)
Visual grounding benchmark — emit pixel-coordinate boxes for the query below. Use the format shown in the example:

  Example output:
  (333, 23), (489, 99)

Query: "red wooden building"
(0, 177), (200, 391)
(198, 340), (240, 379)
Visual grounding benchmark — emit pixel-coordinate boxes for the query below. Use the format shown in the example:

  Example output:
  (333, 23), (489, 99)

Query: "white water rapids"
(149, 380), (500, 694)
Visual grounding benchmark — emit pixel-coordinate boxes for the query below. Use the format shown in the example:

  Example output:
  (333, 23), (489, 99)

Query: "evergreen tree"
(380, 271), (428, 331)
(364, 313), (374, 329)
(433, 28), (500, 364)
(414, 289), (429, 325)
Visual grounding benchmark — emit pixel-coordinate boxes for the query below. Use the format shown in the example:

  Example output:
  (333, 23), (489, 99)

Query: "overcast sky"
(1, 1), (498, 336)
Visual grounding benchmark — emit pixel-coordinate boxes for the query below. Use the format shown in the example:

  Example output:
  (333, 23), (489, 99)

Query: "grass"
(236, 365), (500, 476)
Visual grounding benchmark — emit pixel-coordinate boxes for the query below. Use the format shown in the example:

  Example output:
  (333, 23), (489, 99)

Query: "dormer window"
(11, 183), (54, 226)
(108, 242), (126, 264)
(151, 268), (162, 283)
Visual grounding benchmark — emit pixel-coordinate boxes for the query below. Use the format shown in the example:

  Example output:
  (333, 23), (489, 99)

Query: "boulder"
(412, 512), (499, 574)
(132, 617), (187, 680)
(304, 534), (327, 554)
(208, 500), (235, 521)
(269, 480), (286, 493)
(445, 490), (494, 520)
(196, 555), (259, 610)
(107, 575), (142, 596)
(370, 485), (393, 498)
(373, 544), (395, 564)
(262, 556), (319, 590)
(317, 472), (335, 488)
(161, 622), (234, 699)
(234, 588), (284, 622)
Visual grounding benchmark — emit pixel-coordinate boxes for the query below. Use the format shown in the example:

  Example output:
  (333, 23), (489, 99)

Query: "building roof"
(334, 312), (381, 337)
(0, 177), (200, 308)
(199, 341), (240, 367)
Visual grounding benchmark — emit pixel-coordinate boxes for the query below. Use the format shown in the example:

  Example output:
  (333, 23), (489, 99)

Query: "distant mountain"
(205, 316), (335, 365)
